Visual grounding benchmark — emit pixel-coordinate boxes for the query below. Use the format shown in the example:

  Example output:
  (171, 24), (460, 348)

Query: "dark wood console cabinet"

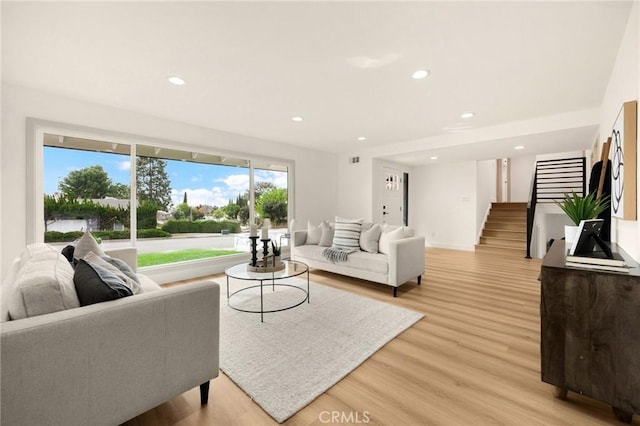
(541, 241), (640, 422)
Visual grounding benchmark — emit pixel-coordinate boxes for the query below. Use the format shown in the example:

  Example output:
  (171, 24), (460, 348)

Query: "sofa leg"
(200, 381), (210, 405)
(417, 275), (422, 285)
(393, 287), (397, 297)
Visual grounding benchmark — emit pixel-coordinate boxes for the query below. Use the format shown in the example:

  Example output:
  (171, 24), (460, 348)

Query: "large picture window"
(41, 132), (292, 269)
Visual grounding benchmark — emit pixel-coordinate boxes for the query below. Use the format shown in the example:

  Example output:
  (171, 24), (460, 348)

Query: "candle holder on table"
(246, 237), (285, 272)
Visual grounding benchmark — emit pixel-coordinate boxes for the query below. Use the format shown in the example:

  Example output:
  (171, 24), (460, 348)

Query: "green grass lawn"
(138, 249), (242, 267)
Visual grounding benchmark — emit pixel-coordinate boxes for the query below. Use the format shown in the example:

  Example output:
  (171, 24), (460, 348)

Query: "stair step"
(489, 210), (527, 218)
(484, 221), (526, 231)
(491, 202), (528, 209)
(482, 229), (527, 239)
(479, 236), (526, 249)
(486, 217), (527, 224)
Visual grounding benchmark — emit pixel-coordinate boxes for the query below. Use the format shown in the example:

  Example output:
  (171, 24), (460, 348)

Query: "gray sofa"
(291, 224), (425, 296)
(1, 245), (220, 426)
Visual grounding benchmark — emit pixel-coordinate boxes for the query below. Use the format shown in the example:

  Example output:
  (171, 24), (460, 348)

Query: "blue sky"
(44, 147), (287, 208)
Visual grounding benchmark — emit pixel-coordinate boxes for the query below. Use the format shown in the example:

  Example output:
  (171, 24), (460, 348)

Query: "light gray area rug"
(217, 278), (424, 423)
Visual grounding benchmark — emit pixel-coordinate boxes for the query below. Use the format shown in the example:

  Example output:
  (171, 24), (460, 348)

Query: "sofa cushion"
(306, 221), (323, 245)
(295, 245), (388, 275)
(332, 217), (362, 250)
(1, 258), (21, 322)
(9, 251), (80, 320)
(83, 251), (142, 294)
(318, 221), (334, 247)
(74, 258), (133, 306)
(19, 242), (59, 265)
(379, 226), (407, 255)
(360, 223), (382, 253)
(74, 231), (105, 258)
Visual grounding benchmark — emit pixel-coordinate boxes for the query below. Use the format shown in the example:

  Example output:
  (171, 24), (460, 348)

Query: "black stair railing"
(526, 157), (586, 258)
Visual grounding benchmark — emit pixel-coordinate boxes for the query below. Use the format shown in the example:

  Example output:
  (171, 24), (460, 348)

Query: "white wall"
(411, 161), (477, 251)
(1, 83), (338, 273)
(336, 151), (373, 221)
(597, 2), (640, 261)
(476, 159), (496, 241)
(510, 155), (535, 202)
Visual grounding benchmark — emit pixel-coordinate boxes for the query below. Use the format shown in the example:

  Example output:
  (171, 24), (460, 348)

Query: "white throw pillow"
(9, 251), (80, 320)
(360, 224), (382, 253)
(74, 231), (105, 258)
(382, 224), (415, 238)
(378, 226), (407, 255)
(306, 221), (323, 245)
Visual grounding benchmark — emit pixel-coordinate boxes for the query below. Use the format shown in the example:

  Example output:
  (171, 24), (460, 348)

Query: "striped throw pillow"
(332, 217), (363, 250)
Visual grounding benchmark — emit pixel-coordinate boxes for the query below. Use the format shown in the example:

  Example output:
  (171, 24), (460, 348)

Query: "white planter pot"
(564, 225), (579, 244)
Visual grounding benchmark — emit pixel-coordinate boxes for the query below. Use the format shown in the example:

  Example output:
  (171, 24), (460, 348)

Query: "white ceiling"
(1, 1), (633, 165)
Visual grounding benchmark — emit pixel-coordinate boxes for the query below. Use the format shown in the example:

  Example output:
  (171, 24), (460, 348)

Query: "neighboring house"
(47, 198), (131, 232)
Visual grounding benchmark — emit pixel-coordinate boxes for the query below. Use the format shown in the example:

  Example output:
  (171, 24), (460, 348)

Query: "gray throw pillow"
(100, 255), (140, 284)
(318, 222), (334, 247)
(306, 221), (323, 245)
(360, 224), (382, 253)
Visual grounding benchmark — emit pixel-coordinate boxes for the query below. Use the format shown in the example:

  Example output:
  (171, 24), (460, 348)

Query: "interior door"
(382, 167), (405, 225)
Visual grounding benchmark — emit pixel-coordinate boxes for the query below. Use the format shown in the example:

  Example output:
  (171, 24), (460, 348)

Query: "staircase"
(476, 202), (527, 256)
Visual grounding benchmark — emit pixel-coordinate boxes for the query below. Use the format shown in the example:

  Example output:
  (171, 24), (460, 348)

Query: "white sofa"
(291, 223), (425, 297)
(0, 244), (220, 426)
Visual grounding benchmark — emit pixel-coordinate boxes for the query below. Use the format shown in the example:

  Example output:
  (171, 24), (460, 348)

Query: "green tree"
(137, 200), (159, 229)
(254, 181), (276, 200)
(172, 203), (191, 220)
(222, 202), (240, 220)
(137, 157), (172, 210)
(256, 188), (288, 225)
(238, 206), (250, 225)
(59, 165), (112, 199)
(107, 182), (130, 199)
(213, 209), (225, 220)
(191, 206), (204, 221)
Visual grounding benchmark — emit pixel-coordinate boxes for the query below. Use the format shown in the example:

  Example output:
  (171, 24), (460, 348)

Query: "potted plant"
(557, 192), (609, 242)
(271, 241), (282, 266)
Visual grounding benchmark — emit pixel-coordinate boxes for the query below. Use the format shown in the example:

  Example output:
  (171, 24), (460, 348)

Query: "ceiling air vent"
(349, 156), (360, 164)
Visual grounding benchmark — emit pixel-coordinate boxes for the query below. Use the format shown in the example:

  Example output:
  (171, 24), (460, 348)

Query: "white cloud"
(171, 187), (230, 208)
(116, 160), (131, 171)
(218, 174), (250, 195)
(170, 171), (287, 210)
(254, 170), (288, 188)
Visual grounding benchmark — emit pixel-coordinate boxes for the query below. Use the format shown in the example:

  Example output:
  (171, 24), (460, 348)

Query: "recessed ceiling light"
(168, 76), (185, 86)
(461, 112), (475, 119)
(291, 116), (304, 122)
(514, 145), (525, 150)
(430, 156), (438, 160)
(357, 136), (367, 141)
(412, 69), (430, 79)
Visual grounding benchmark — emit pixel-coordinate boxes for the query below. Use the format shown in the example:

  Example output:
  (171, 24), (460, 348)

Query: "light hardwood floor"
(124, 248), (639, 425)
